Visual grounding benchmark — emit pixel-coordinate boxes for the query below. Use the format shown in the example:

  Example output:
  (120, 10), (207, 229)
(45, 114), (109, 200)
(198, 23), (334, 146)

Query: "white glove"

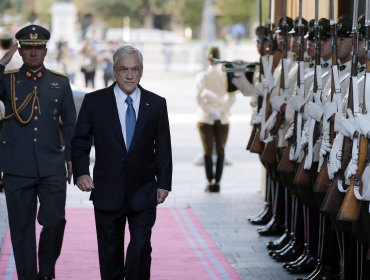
(300, 127), (309, 150)
(308, 102), (324, 122)
(254, 82), (266, 97)
(231, 75), (252, 96)
(345, 145), (358, 179)
(340, 109), (356, 139)
(252, 111), (262, 125)
(328, 133), (343, 179)
(291, 95), (305, 112)
(320, 133), (331, 157)
(285, 122), (294, 140)
(355, 113), (370, 137)
(271, 94), (286, 112)
(323, 101), (337, 121)
(266, 114), (276, 131)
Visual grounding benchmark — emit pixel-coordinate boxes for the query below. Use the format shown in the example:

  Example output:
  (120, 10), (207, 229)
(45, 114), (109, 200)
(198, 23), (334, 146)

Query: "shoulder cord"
(2, 73), (39, 124)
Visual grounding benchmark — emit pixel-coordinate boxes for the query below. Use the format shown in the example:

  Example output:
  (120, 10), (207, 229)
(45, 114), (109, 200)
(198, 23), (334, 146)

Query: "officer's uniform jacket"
(0, 64), (76, 177)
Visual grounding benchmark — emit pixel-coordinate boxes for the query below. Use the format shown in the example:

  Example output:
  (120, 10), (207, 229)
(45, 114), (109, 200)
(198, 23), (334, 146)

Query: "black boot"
(249, 202), (272, 225)
(212, 155), (224, 192)
(204, 155), (215, 192)
(267, 229), (291, 250)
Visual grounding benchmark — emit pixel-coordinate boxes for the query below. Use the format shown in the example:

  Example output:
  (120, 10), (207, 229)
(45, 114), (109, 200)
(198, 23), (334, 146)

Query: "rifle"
(338, 0), (364, 222)
(260, 0), (286, 166)
(353, 2), (370, 203)
(293, 0), (321, 187)
(322, 13), (357, 216)
(250, 0), (276, 155)
(247, 0), (264, 151)
(314, 0), (339, 193)
(278, 0), (304, 173)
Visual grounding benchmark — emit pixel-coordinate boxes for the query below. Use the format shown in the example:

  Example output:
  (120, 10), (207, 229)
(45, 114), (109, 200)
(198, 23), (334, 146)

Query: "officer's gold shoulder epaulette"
(4, 69), (19, 75)
(49, 69), (67, 77)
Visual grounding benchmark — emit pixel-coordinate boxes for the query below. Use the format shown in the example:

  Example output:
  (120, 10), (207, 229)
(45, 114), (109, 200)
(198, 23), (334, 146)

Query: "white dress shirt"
(114, 84), (141, 144)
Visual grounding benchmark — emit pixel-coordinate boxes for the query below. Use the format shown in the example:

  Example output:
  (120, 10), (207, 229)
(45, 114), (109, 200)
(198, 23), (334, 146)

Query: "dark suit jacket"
(0, 65), (76, 177)
(71, 83), (172, 211)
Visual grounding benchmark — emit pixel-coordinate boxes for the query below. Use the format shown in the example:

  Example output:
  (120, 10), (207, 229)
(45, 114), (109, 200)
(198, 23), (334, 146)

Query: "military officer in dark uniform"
(0, 24), (76, 280)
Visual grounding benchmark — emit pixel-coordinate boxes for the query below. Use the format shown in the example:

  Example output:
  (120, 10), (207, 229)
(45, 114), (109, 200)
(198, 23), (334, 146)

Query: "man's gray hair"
(113, 45), (143, 68)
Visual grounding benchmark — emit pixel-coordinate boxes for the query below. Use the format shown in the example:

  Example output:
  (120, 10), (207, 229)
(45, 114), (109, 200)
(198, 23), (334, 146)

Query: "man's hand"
(66, 161), (73, 184)
(291, 94), (305, 112)
(271, 95), (286, 112)
(307, 102), (324, 122)
(0, 43), (18, 66)
(76, 175), (94, 192)
(157, 189), (169, 204)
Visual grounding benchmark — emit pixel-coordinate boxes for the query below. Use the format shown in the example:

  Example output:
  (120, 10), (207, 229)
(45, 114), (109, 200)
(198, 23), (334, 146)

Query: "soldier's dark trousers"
(3, 173), (66, 280)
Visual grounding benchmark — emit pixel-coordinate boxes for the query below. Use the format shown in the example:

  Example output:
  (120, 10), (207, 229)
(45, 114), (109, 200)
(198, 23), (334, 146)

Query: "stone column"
(50, 1), (78, 48)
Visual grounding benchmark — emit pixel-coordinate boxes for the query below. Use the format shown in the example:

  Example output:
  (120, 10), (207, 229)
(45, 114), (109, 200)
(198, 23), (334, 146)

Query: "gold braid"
(2, 73), (39, 124)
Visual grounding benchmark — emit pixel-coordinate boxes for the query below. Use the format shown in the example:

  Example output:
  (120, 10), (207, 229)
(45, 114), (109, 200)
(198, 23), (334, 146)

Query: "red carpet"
(0, 208), (241, 279)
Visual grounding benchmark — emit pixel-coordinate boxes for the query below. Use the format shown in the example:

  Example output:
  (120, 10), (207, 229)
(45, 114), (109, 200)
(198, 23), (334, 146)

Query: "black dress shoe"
(248, 203), (271, 223)
(286, 254), (317, 274)
(39, 277), (53, 280)
(248, 210), (272, 225)
(267, 229), (290, 251)
(283, 251), (307, 269)
(204, 183), (219, 192)
(295, 263), (321, 280)
(268, 237), (294, 256)
(273, 242), (303, 262)
(257, 218), (285, 236)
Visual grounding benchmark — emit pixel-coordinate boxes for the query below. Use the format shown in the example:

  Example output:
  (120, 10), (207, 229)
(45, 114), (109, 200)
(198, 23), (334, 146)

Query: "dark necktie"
(125, 96), (136, 150)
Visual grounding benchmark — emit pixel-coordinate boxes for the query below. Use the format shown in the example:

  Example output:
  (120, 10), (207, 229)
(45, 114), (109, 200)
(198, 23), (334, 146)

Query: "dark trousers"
(3, 173), (66, 280)
(197, 120), (229, 156)
(94, 205), (156, 280)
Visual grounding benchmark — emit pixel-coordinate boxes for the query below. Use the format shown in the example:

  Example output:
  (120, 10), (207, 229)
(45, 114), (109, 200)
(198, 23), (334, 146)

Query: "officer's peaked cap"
(289, 17), (308, 35)
(336, 15), (352, 37)
(276, 17), (294, 34)
(15, 24), (50, 46)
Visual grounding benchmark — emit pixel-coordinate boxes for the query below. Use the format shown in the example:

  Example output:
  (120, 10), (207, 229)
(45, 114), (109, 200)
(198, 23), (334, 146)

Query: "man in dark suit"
(71, 45), (172, 280)
(0, 24), (76, 280)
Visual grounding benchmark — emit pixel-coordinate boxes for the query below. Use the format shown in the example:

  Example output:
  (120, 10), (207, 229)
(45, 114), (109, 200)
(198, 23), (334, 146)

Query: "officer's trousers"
(3, 173), (66, 280)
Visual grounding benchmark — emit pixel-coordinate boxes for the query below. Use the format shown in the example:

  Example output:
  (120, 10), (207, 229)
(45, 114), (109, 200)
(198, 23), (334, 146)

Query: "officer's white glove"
(340, 109), (356, 139)
(290, 94), (306, 112)
(300, 126), (309, 150)
(328, 133), (343, 179)
(323, 101), (337, 122)
(266, 113), (277, 131)
(271, 94), (286, 112)
(254, 82), (266, 97)
(285, 122), (294, 140)
(345, 146), (358, 180)
(355, 113), (370, 137)
(252, 110), (262, 125)
(320, 133), (331, 157)
(307, 102), (324, 122)
(232, 75), (252, 96)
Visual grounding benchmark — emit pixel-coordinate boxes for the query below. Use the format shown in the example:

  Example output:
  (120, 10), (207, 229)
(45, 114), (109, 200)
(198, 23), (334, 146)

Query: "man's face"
(277, 33), (291, 51)
(306, 39), (315, 58)
(113, 53), (143, 95)
(320, 39), (332, 61)
(18, 45), (47, 69)
(336, 37), (352, 61)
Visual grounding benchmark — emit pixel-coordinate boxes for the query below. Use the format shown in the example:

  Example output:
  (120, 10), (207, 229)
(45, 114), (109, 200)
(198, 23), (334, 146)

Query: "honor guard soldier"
(0, 24), (76, 280)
